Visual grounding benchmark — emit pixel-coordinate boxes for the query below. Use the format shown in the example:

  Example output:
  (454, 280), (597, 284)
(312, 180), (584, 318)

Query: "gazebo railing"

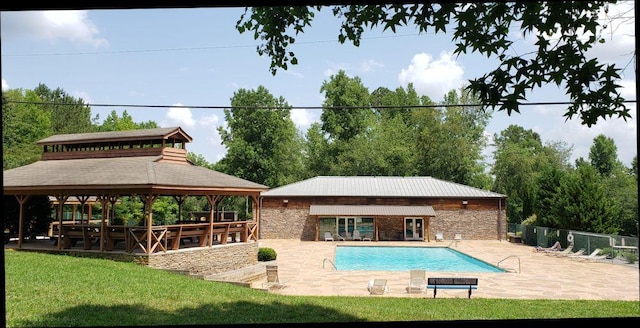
(58, 221), (256, 254)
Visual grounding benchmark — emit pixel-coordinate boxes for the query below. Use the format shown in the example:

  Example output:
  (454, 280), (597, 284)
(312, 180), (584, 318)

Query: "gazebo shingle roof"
(3, 156), (268, 195)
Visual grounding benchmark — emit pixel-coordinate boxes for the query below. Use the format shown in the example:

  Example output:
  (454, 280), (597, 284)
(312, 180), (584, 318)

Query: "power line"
(5, 99), (637, 110)
(1, 33), (426, 58)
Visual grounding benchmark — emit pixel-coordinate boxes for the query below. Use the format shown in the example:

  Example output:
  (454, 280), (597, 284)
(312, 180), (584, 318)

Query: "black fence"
(507, 223), (638, 258)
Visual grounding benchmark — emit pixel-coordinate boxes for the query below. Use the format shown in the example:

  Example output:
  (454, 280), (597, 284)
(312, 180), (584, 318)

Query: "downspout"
(258, 196), (263, 240)
(498, 198), (503, 241)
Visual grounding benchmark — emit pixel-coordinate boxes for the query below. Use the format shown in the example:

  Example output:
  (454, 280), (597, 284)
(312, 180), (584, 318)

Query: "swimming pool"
(334, 245), (505, 272)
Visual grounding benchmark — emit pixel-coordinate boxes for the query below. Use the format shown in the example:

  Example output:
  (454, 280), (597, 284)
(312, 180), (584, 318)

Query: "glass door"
(338, 217), (356, 239)
(404, 217), (424, 241)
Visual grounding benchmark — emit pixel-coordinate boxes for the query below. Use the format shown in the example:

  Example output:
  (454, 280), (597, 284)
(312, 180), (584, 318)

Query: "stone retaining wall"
(15, 242), (259, 276)
(146, 242), (259, 275)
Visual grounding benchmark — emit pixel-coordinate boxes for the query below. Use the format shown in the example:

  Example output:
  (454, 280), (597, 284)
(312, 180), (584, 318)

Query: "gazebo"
(3, 127), (269, 257)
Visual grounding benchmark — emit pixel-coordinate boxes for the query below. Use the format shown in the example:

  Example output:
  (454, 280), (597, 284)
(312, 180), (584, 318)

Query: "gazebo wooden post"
(54, 195), (68, 250)
(315, 216), (319, 242)
(173, 195), (187, 222)
(205, 195), (221, 247)
(142, 195), (157, 255)
(250, 195), (259, 240)
(76, 196), (90, 224)
(13, 195), (30, 249)
(97, 196), (110, 252)
(109, 196), (119, 225)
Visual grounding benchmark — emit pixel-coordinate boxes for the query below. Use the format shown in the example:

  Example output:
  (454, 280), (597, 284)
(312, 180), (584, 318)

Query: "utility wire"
(4, 99), (637, 109)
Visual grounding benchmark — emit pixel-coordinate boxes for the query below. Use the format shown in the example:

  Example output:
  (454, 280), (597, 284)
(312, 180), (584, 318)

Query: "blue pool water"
(334, 246), (505, 272)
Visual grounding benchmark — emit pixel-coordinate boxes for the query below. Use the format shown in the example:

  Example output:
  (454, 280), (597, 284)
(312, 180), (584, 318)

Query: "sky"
(1, 4), (637, 169)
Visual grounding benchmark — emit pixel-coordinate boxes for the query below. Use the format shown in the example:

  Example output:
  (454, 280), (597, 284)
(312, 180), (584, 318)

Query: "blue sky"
(1, 5), (636, 168)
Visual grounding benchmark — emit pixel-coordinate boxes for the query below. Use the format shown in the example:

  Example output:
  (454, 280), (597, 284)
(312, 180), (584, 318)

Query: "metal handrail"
(497, 255), (521, 273)
(323, 257), (337, 270)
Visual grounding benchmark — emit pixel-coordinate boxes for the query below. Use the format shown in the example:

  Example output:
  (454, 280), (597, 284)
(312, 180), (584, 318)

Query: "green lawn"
(4, 249), (639, 327)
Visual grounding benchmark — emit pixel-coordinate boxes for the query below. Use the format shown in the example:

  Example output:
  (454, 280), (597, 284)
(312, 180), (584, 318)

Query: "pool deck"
(257, 239), (640, 300)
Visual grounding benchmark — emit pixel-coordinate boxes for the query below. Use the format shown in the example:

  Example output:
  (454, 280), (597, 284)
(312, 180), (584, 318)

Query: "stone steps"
(202, 260), (275, 288)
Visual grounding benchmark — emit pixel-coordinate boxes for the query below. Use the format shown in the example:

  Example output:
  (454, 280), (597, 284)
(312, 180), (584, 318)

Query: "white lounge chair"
(352, 230), (362, 241)
(368, 279), (388, 295)
(333, 233), (346, 241)
(324, 231), (334, 241)
(547, 245), (573, 257)
(566, 248), (586, 258)
(535, 241), (562, 253)
(572, 248), (608, 262)
(454, 234), (462, 241)
(406, 269), (427, 294)
(435, 232), (444, 242)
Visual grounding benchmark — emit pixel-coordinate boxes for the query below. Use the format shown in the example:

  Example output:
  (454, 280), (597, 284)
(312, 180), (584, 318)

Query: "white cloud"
(398, 51), (465, 102)
(542, 109), (636, 166)
(165, 105), (196, 127)
(285, 69), (304, 79)
(323, 62), (351, 78)
(1, 11), (108, 48)
(72, 91), (92, 104)
(360, 59), (384, 73)
(2, 79), (8, 91)
(588, 1), (636, 64)
(198, 114), (220, 127)
(290, 107), (315, 130)
(619, 79), (636, 100)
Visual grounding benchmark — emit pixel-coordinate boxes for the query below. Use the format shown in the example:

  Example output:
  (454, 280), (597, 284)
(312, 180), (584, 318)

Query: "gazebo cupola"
(36, 127), (193, 163)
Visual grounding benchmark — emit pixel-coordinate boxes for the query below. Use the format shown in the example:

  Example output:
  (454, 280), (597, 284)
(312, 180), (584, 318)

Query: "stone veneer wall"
(17, 242), (259, 276)
(260, 207), (312, 239)
(260, 197), (507, 241)
(146, 242), (258, 275)
(260, 207), (506, 241)
(428, 209), (506, 240)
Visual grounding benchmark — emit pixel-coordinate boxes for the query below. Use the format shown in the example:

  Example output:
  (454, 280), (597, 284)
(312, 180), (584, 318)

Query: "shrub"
(621, 251), (638, 264)
(258, 247), (277, 261)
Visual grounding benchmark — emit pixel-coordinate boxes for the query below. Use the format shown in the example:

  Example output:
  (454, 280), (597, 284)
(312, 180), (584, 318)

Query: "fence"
(507, 223), (638, 258)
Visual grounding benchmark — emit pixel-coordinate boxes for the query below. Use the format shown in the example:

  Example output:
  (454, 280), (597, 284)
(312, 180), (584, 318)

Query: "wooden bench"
(166, 224), (210, 250)
(106, 226), (128, 251)
(212, 223), (247, 244)
(427, 277), (478, 298)
(62, 225), (101, 250)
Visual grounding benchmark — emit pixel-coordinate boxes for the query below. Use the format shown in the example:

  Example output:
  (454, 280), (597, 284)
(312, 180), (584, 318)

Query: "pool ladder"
(323, 258), (337, 270)
(497, 255), (521, 273)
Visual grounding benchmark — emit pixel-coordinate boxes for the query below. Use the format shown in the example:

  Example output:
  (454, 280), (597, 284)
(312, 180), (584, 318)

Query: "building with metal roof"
(259, 176), (507, 242)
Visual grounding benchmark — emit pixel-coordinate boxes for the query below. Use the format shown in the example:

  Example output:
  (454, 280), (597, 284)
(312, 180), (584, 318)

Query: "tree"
(2, 89), (51, 169)
(320, 70), (373, 143)
(414, 88), (491, 187)
(33, 83), (95, 135)
(491, 125), (545, 222)
(217, 86), (305, 188)
(549, 163), (621, 234)
(589, 134), (619, 177)
(96, 110), (158, 132)
(302, 123), (332, 178)
(236, 3), (630, 127)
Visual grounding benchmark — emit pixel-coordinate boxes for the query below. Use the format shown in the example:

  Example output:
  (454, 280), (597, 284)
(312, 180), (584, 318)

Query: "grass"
(4, 249), (639, 327)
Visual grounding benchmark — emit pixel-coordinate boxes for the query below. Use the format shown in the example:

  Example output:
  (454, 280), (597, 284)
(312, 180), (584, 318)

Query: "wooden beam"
(13, 195), (30, 249)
